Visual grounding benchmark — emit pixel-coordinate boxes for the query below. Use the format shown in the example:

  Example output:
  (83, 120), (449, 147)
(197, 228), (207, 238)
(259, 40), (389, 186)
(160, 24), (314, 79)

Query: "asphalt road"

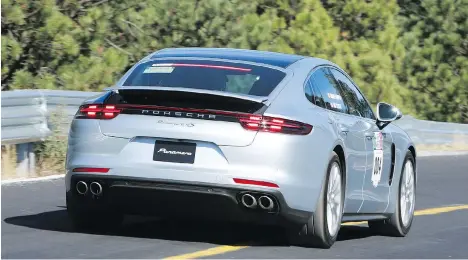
(2, 155), (468, 259)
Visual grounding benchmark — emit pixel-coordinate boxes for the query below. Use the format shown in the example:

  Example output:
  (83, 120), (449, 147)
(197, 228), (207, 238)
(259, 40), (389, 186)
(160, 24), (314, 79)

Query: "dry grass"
(416, 143), (468, 152)
(1, 145), (18, 180)
(417, 134), (468, 152)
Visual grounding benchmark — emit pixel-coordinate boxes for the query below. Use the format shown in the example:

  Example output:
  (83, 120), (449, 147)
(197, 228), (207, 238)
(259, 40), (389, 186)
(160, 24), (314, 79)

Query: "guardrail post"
(16, 143), (36, 178)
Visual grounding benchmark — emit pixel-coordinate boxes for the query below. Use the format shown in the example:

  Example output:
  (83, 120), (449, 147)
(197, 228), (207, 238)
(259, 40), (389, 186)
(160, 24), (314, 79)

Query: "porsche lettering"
(141, 110), (216, 119)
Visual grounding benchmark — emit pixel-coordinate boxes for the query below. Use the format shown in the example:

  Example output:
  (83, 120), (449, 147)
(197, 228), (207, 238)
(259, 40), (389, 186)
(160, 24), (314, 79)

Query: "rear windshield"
(123, 60), (286, 96)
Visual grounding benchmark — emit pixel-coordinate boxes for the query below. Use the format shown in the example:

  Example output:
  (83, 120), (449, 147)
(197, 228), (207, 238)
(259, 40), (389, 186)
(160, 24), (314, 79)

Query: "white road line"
(417, 151), (468, 157)
(1, 174), (65, 185)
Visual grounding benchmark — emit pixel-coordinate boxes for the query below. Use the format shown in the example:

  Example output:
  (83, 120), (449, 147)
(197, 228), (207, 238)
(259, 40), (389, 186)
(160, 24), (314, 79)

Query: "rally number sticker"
(371, 132), (384, 187)
(372, 149), (384, 187)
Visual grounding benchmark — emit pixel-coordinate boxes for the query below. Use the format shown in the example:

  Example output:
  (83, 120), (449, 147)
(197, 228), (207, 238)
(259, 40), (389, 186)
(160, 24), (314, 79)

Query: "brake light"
(76, 104), (121, 119)
(153, 63), (252, 72)
(238, 115), (312, 135)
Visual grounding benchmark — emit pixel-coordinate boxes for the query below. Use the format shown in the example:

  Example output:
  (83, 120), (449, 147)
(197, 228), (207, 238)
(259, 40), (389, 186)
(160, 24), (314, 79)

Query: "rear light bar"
(153, 63), (252, 72)
(233, 178), (279, 188)
(75, 104), (312, 135)
(76, 104), (121, 119)
(238, 115), (312, 135)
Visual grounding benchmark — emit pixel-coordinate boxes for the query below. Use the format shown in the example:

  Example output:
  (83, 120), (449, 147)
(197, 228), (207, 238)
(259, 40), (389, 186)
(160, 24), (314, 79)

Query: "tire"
(289, 152), (344, 248)
(66, 193), (123, 231)
(369, 150), (415, 236)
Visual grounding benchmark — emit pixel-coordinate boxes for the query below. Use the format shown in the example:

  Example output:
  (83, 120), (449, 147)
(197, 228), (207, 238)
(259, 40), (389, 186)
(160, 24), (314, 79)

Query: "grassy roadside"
(416, 143), (468, 152)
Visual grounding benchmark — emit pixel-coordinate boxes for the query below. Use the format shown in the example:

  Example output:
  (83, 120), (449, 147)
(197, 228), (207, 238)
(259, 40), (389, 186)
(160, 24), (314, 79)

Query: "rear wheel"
(289, 152), (344, 248)
(369, 151), (415, 236)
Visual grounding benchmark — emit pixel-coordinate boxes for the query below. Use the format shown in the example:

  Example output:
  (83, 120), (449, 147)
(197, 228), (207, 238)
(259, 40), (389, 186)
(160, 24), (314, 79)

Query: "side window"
(305, 77), (326, 108)
(311, 68), (348, 114)
(330, 69), (375, 119)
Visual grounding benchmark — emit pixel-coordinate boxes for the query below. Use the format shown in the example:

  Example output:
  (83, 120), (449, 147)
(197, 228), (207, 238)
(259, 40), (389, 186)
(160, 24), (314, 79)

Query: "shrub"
(34, 106), (69, 175)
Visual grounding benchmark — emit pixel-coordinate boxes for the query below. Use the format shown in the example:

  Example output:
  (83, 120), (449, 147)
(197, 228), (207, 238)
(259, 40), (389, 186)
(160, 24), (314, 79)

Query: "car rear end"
(65, 58), (315, 226)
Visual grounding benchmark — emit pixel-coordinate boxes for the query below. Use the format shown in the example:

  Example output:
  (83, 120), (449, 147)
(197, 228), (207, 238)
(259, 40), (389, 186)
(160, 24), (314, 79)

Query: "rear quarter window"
(311, 68), (348, 114)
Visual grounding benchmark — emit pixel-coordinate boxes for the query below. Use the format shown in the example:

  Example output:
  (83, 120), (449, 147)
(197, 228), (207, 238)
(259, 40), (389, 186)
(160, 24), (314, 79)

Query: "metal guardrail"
(1, 90), (50, 145)
(394, 115), (468, 145)
(1, 90), (100, 177)
(1, 89), (468, 177)
(2, 90), (100, 145)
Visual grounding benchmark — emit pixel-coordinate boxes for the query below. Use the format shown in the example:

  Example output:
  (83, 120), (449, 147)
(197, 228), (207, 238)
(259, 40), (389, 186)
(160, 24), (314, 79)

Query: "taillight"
(76, 104), (121, 119)
(238, 115), (312, 135)
(72, 167), (110, 173)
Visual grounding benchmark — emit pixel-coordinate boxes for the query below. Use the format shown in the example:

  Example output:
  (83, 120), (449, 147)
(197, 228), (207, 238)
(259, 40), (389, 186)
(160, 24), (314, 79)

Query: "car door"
(330, 68), (393, 214)
(360, 123), (394, 213)
(308, 67), (366, 213)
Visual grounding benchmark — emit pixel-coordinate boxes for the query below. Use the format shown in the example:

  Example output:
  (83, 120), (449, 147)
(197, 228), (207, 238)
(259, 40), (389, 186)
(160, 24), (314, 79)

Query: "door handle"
(365, 132), (386, 139)
(364, 132), (374, 140)
(340, 127), (349, 135)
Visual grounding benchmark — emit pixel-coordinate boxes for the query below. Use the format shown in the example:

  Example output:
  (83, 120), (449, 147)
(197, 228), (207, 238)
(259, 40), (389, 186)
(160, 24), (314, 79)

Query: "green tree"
(398, 0), (468, 123)
(1, 0), (257, 91)
(1, 0), (134, 91)
(321, 0), (410, 112)
(2, 0), (466, 124)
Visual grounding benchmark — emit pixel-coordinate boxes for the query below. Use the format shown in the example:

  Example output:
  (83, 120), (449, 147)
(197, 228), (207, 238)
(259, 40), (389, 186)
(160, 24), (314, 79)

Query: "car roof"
(150, 48), (307, 69)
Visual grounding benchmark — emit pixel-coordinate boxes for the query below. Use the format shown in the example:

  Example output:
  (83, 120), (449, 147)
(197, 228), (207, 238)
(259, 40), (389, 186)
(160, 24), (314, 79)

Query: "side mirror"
(376, 102), (402, 129)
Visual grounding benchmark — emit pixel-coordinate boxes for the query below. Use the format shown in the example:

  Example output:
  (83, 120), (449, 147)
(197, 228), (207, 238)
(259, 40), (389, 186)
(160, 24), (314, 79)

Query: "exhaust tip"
(241, 194), (257, 209)
(258, 196), (274, 210)
(76, 181), (88, 195)
(89, 182), (103, 196)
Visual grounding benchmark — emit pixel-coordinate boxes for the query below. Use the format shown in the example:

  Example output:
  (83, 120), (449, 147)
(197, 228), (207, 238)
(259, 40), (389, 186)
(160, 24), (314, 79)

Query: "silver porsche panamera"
(65, 48), (417, 248)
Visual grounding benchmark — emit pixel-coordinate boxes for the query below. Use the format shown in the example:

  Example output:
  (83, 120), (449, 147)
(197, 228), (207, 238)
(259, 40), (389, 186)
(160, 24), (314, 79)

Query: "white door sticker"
(371, 132), (384, 187)
(374, 132), (383, 150)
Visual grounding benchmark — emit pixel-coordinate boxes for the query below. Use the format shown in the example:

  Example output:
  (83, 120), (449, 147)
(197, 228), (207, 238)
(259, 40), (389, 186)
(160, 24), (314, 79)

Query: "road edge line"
(1, 174), (65, 185)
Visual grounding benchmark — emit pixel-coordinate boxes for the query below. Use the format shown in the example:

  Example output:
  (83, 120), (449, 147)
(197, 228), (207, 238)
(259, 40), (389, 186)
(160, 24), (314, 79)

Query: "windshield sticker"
(327, 93), (342, 100)
(144, 66), (175, 73)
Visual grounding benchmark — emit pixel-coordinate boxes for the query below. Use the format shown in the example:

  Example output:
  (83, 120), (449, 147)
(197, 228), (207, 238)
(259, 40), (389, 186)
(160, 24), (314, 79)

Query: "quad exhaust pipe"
(89, 182), (103, 196)
(240, 193), (275, 211)
(258, 196), (274, 210)
(76, 181), (88, 195)
(241, 194), (257, 209)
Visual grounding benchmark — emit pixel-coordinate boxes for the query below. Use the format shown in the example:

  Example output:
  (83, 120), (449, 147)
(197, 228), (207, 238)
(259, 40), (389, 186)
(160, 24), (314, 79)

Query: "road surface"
(2, 155), (468, 258)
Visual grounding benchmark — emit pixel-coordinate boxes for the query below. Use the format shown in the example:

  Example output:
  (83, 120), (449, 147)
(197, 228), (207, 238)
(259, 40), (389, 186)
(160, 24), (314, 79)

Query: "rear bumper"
(67, 174), (312, 226)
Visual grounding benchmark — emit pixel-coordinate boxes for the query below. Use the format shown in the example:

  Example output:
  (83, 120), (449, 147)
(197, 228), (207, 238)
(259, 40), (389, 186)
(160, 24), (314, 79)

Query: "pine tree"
(2, 0), (466, 123)
(1, 0), (257, 91)
(321, 0), (410, 113)
(398, 0), (468, 122)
